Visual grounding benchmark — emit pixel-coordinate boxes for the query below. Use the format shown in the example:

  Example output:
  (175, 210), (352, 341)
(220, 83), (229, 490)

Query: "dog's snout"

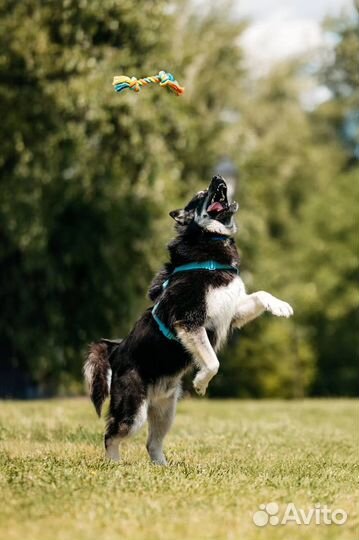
(212, 175), (226, 186)
(210, 175), (227, 193)
(212, 175), (224, 183)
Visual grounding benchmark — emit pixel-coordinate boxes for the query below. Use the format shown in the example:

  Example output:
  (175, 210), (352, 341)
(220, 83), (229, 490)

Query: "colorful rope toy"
(112, 70), (185, 97)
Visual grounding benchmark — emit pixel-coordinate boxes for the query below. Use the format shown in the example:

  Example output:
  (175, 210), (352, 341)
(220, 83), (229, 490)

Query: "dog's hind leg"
(146, 386), (180, 466)
(104, 433), (121, 461)
(105, 400), (148, 461)
(104, 369), (147, 461)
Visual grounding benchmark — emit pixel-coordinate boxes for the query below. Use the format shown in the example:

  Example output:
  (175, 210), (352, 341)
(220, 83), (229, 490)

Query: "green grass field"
(0, 398), (357, 540)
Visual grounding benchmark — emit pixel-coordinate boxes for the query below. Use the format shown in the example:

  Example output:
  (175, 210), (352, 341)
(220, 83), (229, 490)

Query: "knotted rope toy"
(112, 70), (185, 97)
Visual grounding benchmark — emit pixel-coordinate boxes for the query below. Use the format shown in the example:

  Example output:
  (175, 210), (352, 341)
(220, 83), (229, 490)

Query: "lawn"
(0, 398), (357, 540)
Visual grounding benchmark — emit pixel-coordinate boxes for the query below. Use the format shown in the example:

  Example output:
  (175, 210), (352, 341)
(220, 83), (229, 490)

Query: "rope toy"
(112, 70), (185, 97)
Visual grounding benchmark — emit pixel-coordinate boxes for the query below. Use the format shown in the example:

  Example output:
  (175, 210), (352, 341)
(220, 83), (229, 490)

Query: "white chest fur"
(205, 276), (246, 350)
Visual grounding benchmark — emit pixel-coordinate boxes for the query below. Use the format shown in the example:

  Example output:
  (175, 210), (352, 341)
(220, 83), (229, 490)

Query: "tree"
(0, 0), (245, 395)
(211, 15), (359, 397)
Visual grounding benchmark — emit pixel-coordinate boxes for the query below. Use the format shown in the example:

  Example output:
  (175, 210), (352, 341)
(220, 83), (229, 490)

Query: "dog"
(84, 175), (293, 464)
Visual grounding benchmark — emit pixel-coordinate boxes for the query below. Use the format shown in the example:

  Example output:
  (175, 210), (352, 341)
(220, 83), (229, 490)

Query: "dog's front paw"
(258, 292), (294, 318)
(193, 376), (207, 396)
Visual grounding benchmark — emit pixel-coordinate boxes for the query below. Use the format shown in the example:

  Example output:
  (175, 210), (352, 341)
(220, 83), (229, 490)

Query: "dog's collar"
(162, 260), (238, 290)
(207, 234), (231, 241)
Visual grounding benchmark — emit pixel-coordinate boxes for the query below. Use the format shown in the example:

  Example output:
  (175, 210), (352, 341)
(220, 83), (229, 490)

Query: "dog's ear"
(169, 208), (193, 225)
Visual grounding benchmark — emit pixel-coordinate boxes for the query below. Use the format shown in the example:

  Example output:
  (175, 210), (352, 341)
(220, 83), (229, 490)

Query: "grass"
(0, 398), (357, 540)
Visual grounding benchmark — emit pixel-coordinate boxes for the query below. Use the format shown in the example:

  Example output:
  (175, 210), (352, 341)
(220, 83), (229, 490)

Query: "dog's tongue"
(207, 201), (224, 213)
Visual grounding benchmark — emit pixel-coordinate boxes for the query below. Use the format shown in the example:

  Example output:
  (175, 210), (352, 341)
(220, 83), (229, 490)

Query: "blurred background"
(0, 0), (358, 399)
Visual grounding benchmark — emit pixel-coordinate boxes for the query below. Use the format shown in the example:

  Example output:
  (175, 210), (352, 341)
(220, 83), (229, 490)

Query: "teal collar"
(208, 234), (231, 241)
(162, 260), (238, 289)
(152, 260), (238, 342)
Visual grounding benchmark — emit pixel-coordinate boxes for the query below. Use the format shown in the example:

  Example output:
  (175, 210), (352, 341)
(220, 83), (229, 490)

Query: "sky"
(237, 0), (356, 66)
(235, 0), (354, 22)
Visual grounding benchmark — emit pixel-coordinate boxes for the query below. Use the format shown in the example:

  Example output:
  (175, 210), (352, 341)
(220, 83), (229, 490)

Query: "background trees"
(0, 0), (357, 397)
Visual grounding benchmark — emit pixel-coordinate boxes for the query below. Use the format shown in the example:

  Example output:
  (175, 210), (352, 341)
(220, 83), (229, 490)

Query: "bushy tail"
(84, 342), (111, 417)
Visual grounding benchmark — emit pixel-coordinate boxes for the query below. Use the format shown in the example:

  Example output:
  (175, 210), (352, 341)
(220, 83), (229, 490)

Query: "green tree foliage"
(211, 15), (359, 398)
(0, 0), (174, 392)
(0, 0), (244, 394)
(319, 14), (359, 158)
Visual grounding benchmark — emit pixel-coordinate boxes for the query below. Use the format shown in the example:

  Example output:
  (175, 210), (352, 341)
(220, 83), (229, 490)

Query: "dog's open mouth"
(207, 182), (229, 216)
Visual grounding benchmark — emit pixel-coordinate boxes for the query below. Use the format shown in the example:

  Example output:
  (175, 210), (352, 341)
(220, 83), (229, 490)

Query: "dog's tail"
(84, 339), (121, 417)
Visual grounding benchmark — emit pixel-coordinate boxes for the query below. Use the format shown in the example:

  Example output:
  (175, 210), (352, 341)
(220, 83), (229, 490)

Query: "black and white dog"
(84, 175), (293, 464)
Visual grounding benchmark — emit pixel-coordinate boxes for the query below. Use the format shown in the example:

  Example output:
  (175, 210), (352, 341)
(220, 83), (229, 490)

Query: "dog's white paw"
(150, 453), (168, 466)
(258, 292), (294, 318)
(105, 442), (120, 461)
(193, 377), (207, 396)
(147, 441), (168, 466)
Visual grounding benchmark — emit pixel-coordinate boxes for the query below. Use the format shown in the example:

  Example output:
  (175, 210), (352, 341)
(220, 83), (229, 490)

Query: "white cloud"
(237, 0), (355, 67)
(240, 14), (324, 68)
(235, 0), (355, 22)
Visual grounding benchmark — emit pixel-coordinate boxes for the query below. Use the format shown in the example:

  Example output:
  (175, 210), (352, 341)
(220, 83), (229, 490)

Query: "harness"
(151, 257), (238, 342)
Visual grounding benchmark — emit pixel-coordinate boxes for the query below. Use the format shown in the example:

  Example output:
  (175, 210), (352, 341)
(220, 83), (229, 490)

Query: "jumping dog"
(84, 175), (293, 464)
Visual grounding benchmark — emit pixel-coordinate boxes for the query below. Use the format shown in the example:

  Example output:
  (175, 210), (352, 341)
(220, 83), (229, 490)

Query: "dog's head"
(170, 175), (238, 235)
